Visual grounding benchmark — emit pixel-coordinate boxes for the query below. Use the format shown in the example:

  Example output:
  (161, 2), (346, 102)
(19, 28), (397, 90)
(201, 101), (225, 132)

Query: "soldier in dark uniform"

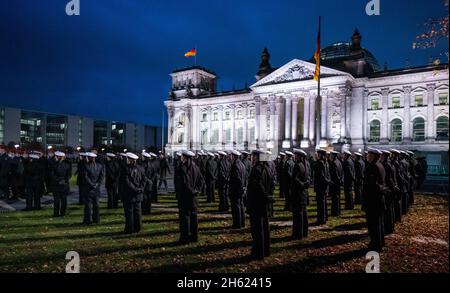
(200, 153), (208, 197)
(150, 153), (161, 203)
(173, 152), (183, 202)
(205, 152), (218, 203)
(415, 157), (428, 189)
(406, 151), (417, 206)
(247, 150), (273, 259)
(390, 149), (404, 222)
(229, 150), (247, 228)
(122, 153), (147, 234)
(282, 151), (294, 211)
(24, 153), (45, 210)
(265, 151), (277, 218)
(354, 152), (365, 206)
(0, 145), (11, 200)
(277, 152), (286, 199)
(329, 151), (343, 216)
(82, 152), (104, 225)
(291, 149), (310, 239)
(178, 150), (204, 244)
(314, 149), (331, 225)
(118, 153), (128, 205)
(75, 152), (87, 205)
(380, 150), (397, 235)
(45, 150), (56, 195)
(342, 150), (356, 210)
(241, 151), (252, 179)
(399, 151), (410, 215)
(217, 151), (231, 212)
(362, 148), (386, 252)
(105, 153), (120, 209)
(50, 152), (72, 217)
(141, 152), (156, 215)
(158, 153), (171, 193)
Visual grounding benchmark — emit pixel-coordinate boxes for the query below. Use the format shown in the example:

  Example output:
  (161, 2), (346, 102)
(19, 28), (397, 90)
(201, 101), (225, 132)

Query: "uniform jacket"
(50, 160), (72, 194)
(122, 164), (147, 203)
(291, 160), (310, 206)
(229, 159), (247, 198)
(314, 159), (331, 194)
(343, 158), (356, 186)
(82, 162), (104, 197)
(247, 161), (273, 214)
(179, 160), (204, 209)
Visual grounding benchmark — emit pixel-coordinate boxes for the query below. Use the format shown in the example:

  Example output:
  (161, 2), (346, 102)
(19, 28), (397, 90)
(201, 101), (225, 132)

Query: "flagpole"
(315, 16), (322, 149)
(195, 45), (197, 66)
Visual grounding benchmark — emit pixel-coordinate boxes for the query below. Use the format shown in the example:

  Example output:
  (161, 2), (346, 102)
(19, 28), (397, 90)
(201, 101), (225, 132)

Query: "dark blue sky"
(0, 0), (447, 126)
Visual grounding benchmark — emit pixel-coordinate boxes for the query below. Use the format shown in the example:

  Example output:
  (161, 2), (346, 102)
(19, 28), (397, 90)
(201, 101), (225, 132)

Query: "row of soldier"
(1, 143), (426, 259)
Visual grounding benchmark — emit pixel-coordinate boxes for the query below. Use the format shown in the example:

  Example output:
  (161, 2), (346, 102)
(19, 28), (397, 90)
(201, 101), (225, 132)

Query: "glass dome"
(320, 42), (382, 72)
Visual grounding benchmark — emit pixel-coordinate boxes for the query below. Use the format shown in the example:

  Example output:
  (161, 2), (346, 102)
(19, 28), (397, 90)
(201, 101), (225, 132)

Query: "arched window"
(412, 117), (425, 142)
(369, 120), (380, 142)
(391, 119), (402, 142)
(436, 116), (449, 141)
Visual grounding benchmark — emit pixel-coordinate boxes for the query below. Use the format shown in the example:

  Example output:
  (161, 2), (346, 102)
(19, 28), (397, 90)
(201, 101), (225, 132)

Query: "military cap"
(406, 151), (415, 156)
(106, 153), (116, 158)
(343, 150), (352, 155)
(331, 151), (339, 155)
(231, 150), (241, 156)
(207, 152), (215, 156)
(241, 151), (250, 155)
(293, 148), (307, 157)
(86, 152), (97, 158)
(182, 150), (196, 157)
(142, 152), (151, 158)
(29, 154), (40, 160)
(176, 152), (182, 157)
(126, 152), (139, 160)
(381, 150), (391, 155)
(390, 149), (401, 154)
(285, 151), (294, 156)
(55, 151), (66, 157)
(368, 148), (382, 155)
(279, 152), (286, 156)
(354, 152), (363, 157)
(218, 151), (227, 156)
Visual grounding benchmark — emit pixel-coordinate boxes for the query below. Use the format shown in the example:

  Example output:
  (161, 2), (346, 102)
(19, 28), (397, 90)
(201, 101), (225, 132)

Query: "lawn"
(0, 189), (448, 273)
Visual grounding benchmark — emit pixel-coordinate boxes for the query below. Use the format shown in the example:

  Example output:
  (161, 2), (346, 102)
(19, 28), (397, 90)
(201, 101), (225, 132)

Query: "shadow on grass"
(260, 247), (368, 273)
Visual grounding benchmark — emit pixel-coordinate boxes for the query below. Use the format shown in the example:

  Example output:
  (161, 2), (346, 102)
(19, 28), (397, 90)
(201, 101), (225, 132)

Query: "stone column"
(207, 106), (212, 145)
(381, 88), (389, 143)
(362, 89), (369, 142)
(301, 95), (310, 148)
(276, 96), (284, 148)
(255, 96), (261, 147)
(269, 95), (276, 143)
(230, 104), (236, 148)
(218, 105), (224, 147)
(283, 95), (292, 148)
(320, 92), (328, 146)
(309, 93), (316, 145)
(167, 106), (174, 145)
(243, 103), (248, 147)
(291, 96), (299, 147)
(185, 105), (192, 149)
(426, 83), (436, 141)
(403, 86), (412, 143)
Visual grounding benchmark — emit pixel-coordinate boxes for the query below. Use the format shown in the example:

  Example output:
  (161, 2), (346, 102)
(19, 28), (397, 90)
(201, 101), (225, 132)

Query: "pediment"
(251, 59), (351, 88)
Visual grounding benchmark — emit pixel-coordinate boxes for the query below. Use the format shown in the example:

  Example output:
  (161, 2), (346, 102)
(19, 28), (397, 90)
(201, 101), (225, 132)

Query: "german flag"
(313, 17), (321, 81)
(184, 48), (196, 58)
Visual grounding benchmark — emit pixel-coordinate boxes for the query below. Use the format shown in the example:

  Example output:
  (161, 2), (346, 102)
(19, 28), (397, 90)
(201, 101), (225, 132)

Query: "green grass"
(1, 189), (446, 273)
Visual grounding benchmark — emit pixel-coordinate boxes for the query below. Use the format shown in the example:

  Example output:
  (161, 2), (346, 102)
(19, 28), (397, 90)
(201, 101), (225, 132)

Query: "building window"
(78, 118), (83, 146)
(391, 119), (402, 142)
(237, 110), (243, 120)
(249, 109), (255, 119)
(211, 129), (219, 144)
(213, 112), (218, 121)
(201, 129), (208, 145)
(237, 127), (243, 143)
(438, 93), (449, 105)
(21, 111), (45, 147)
(224, 111), (230, 121)
(0, 108), (4, 144)
(249, 127), (255, 143)
(414, 95), (424, 107)
(392, 96), (401, 108)
(370, 98), (379, 110)
(436, 116), (449, 141)
(224, 128), (231, 143)
(412, 117), (425, 142)
(178, 133), (184, 144)
(201, 112), (208, 122)
(369, 120), (380, 142)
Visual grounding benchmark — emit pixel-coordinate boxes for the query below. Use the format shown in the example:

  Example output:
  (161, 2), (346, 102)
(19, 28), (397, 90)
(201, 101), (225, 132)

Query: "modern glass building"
(0, 106), (166, 151)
